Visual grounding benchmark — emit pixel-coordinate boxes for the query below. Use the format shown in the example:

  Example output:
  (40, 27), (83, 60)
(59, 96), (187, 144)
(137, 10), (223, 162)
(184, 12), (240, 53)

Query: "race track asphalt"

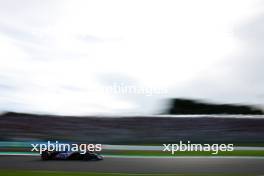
(0, 156), (264, 174)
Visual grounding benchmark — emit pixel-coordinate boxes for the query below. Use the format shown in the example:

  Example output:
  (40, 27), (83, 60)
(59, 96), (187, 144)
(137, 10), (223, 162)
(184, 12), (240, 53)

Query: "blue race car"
(41, 150), (103, 161)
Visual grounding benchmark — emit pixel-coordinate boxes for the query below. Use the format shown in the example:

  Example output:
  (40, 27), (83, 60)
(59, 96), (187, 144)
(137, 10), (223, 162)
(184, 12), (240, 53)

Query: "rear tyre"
(41, 151), (50, 160)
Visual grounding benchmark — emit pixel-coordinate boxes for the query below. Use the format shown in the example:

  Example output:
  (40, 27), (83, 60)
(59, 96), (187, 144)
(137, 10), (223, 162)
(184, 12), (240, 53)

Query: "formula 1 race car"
(41, 150), (103, 161)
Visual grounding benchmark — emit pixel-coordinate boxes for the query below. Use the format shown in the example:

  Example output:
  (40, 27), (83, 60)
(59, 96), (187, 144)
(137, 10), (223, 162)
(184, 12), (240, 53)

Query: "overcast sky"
(0, 0), (263, 115)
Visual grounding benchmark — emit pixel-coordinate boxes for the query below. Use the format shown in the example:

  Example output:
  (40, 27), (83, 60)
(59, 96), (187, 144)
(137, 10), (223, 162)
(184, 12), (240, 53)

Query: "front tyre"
(96, 155), (103, 160)
(41, 151), (50, 160)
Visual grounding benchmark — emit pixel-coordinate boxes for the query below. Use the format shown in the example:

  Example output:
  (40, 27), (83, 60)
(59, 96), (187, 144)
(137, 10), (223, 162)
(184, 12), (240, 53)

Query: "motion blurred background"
(0, 0), (264, 152)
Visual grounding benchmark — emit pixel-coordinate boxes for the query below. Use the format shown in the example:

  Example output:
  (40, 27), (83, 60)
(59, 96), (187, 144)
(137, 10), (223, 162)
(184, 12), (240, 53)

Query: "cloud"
(169, 8), (264, 106)
(0, 0), (263, 115)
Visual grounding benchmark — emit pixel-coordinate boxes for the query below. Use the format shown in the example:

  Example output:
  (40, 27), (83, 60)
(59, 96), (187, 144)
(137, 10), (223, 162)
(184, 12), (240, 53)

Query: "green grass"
(0, 170), (258, 176)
